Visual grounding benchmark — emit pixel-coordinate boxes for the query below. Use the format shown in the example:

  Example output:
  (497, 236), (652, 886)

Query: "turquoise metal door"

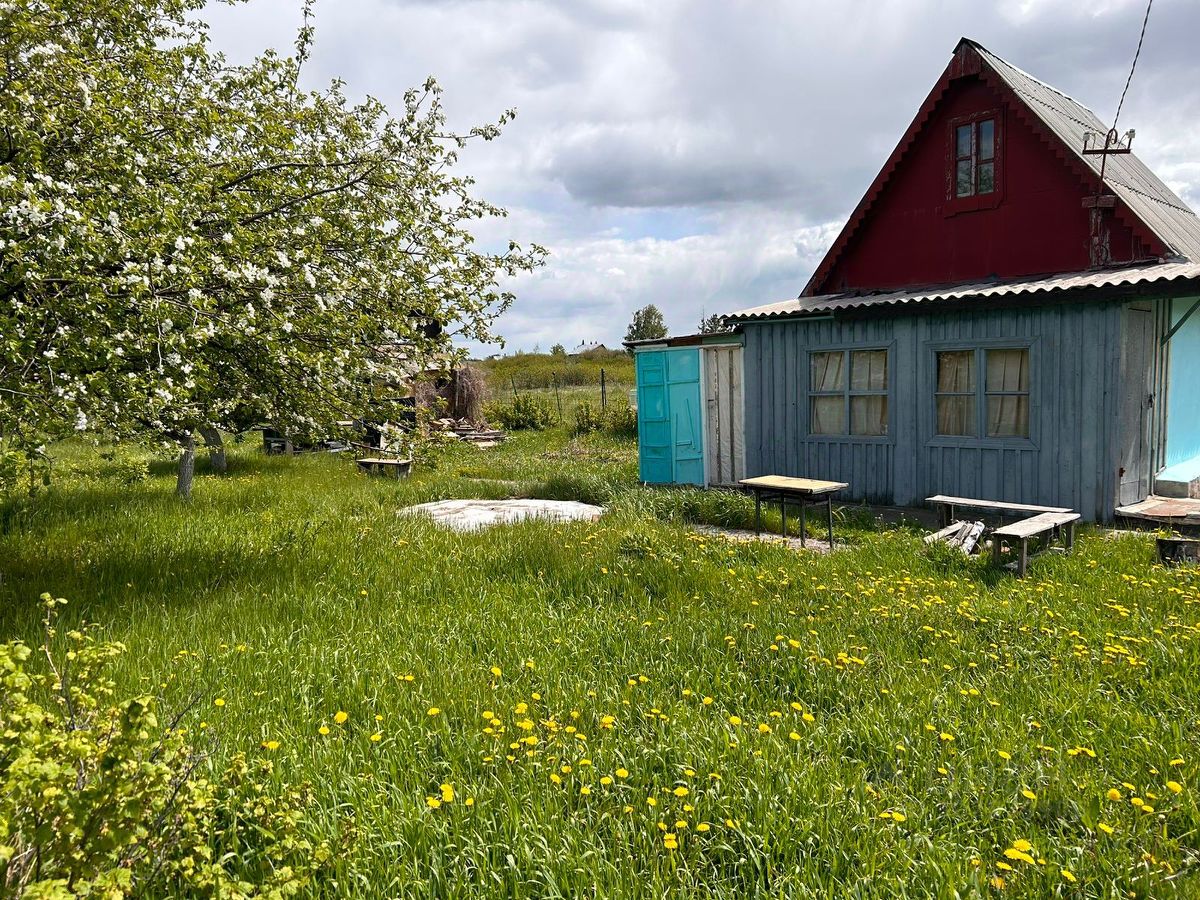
(636, 348), (704, 485)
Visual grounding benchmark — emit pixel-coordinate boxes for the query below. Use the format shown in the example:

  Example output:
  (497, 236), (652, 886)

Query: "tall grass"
(1, 431), (1198, 897)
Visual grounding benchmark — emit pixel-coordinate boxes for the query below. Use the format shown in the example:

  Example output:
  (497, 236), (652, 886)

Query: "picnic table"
(740, 476), (849, 548)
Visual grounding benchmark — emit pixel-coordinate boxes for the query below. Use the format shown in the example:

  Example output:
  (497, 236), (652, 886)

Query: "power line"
(1112, 0), (1154, 133)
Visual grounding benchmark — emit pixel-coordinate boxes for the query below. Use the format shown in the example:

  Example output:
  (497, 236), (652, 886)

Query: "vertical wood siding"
(703, 346), (746, 485)
(742, 301), (1125, 521)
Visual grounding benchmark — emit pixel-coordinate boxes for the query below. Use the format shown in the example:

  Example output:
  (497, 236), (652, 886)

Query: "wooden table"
(739, 476), (849, 548)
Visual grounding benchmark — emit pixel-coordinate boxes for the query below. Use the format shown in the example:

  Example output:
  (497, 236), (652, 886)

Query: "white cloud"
(202, 0), (1200, 354)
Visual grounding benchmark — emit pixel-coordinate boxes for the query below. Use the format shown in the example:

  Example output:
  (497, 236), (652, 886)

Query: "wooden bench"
(926, 494), (1072, 527)
(991, 511), (1080, 576)
(356, 457), (412, 478)
(740, 476), (849, 548)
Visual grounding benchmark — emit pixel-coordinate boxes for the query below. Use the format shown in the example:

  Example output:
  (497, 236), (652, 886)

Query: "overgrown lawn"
(1, 431), (1197, 897)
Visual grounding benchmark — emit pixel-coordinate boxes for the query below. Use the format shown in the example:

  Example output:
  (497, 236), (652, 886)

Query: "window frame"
(805, 345), (894, 443)
(926, 339), (1037, 449)
(945, 109), (1003, 215)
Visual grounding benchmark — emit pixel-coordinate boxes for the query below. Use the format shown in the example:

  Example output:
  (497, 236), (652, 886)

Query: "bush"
(487, 394), (556, 431)
(603, 398), (638, 438)
(0, 595), (329, 898)
(573, 399), (636, 438)
(573, 401), (605, 435)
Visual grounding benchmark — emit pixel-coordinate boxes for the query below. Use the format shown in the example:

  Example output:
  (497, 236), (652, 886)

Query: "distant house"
(571, 341), (608, 356)
(630, 38), (1200, 522)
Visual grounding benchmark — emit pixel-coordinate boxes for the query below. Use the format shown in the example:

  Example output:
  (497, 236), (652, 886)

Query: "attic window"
(954, 118), (996, 197)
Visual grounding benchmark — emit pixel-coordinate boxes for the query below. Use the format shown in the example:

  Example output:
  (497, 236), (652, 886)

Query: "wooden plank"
(925, 494), (1072, 515)
(730, 347), (745, 482)
(992, 511), (1080, 538)
(741, 475), (849, 494)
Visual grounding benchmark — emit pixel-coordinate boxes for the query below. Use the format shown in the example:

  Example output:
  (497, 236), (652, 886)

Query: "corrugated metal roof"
(973, 40), (1200, 262)
(729, 260), (1200, 321)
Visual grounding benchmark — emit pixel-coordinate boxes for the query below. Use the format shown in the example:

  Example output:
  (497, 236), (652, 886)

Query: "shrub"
(603, 398), (638, 438)
(0, 595), (329, 898)
(573, 401), (604, 435)
(487, 394), (556, 431)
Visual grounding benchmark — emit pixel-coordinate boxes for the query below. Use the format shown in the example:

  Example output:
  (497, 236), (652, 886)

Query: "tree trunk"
(200, 426), (227, 474)
(176, 434), (196, 500)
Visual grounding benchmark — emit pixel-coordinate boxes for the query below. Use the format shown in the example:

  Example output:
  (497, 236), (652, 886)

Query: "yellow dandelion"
(673, 786), (689, 797)
(318, 725), (330, 735)
(728, 715), (742, 726)
(997, 750), (1011, 760)
(261, 739), (280, 751)
(1061, 869), (1076, 883)
(427, 707), (440, 716)
(426, 797), (441, 809)
(580, 786), (591, 796)
(1107, 787), (1122, 801)
(370, 732), (382, 742)
(616, 768), (629, 778)
(1021, 788), (1037, 800)
(213, 698), (225, 707)
(1167, 780), (1183, 794)
(440, 783), (455, 803)
(334, 710), (349, 724)
(1097, 822), (1115, 835)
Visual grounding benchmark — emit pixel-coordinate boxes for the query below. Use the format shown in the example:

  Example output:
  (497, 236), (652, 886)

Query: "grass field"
(2, 428), (1199, 897)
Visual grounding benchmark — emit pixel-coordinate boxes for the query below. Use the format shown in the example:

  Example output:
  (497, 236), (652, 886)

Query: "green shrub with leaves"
(486, 394), (556, 431)
(603, 398), (638, 439)
(0, 595), (329, 898)
(573, 401), (605, 435)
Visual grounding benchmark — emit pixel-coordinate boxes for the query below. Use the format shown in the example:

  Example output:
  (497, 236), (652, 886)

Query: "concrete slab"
(691, 525), (831, 553)
(402, 499), (604, 531)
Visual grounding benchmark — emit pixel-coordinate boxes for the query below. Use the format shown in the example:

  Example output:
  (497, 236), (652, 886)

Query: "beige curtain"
(809, 352), (845, 435)
(850, 350), (887, 391)
(936, 351), (975, 436)
(985, 349), (1030, 437)
(936, 350), (974, 392)
(851, 396), (887, 435)
(810, 352), (845, 391)
(810, 397), (845, 435)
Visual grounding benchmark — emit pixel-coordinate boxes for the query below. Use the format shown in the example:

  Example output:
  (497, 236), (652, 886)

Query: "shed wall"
(1165, 297), (1200, 467)
(743, 302), (1124, 521)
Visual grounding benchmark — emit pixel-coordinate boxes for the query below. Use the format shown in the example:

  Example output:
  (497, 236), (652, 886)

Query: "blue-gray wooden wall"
(742, 301), (1131, 522)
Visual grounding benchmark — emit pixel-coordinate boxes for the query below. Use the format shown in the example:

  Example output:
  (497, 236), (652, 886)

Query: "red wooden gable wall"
(809, 62), (1167, 296)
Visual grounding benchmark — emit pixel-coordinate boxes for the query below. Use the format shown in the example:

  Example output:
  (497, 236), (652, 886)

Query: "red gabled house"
(724, 38), (1200, 522)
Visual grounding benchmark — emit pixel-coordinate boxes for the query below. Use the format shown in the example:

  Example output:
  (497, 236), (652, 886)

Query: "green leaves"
(0, 0), (544, 491)
(0, 598), (329, 896)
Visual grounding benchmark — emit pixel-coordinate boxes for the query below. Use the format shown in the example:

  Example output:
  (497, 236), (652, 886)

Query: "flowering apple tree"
(0, 0), (543, 496)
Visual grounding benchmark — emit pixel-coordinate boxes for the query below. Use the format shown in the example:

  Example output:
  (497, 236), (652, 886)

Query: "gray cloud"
(203, 0), (1200, 352)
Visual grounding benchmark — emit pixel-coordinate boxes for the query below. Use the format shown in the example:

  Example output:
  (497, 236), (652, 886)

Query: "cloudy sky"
(203, 0), (1200, 355)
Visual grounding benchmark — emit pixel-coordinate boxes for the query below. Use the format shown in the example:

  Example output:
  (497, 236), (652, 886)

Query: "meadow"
(2, 427), (1199, 897)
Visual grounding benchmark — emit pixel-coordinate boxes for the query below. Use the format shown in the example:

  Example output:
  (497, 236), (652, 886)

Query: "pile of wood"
(429, 417), (507, 448)
(924, 520), (985, 554)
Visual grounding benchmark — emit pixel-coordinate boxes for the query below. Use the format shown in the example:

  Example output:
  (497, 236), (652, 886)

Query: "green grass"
(2, 430), (1199, 897)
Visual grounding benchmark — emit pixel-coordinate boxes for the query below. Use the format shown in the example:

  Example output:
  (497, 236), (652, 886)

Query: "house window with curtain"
(934, 347), (1030, 439)
(809, 349), (889, 437)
